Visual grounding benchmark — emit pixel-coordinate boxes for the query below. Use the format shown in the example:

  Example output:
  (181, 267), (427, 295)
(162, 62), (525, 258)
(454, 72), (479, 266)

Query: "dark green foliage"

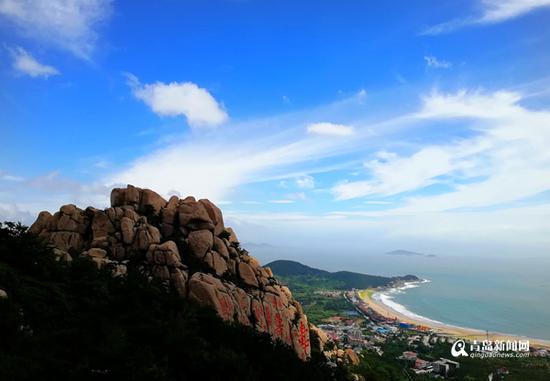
(266, 260), (332, 277)
(330, 271), (396, 289)
(274, 274), (352, 324)
(0, 222), (346, 381)
(266, 260), (419, 290)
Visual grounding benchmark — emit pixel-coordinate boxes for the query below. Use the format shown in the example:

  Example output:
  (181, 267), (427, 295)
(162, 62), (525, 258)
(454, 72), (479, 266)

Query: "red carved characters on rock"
(264, 304), (272, 328)
(274, 312), (284, 338)
(252, 301), (266, 332)
(298, 320), (310, 353)
(217, 294), (233, 320)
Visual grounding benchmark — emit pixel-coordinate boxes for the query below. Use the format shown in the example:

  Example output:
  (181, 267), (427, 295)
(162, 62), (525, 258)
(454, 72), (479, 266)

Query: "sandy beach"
(358, 289), (550, 350)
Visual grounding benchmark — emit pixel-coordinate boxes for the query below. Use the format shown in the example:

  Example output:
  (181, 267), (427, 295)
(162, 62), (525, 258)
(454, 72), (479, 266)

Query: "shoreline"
(357, 285), (550, 350)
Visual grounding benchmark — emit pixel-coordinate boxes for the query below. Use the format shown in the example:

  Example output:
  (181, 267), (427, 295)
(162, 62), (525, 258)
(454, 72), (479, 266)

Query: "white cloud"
(416, 90), (522, 119)
(0, 0), (112, 59)
(126, 73), (229, 128)
(0, 202), (34, 224)
(333, 145), (474, 200)
(9, 47), (59, 78)
(3, 83), (550, 255)
(480, 0), (550, 23)
(93, 160), (109, 169)
(423, 0), (550, 35)
(364, 147), (459, 189)
(334, 90), (550, 217)
(106, 133), (339, 202)
(424, 55), (452, 69)
(307, 122), (355, 136)
(106, 92), (382, 202)
(0, 170), (111, 225)
(296, 175), (315, 189)
(0, 170), (23, 181)
(287, 192), (307, 201)
(422, 18), (476, 36)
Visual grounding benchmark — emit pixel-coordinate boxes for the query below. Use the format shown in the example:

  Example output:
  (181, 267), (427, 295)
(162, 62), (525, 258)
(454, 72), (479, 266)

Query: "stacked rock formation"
(28, 185), (312, 360)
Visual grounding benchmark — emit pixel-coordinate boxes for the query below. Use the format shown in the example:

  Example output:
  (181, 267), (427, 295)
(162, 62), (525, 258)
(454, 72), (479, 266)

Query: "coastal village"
(317, 288), (549, 379)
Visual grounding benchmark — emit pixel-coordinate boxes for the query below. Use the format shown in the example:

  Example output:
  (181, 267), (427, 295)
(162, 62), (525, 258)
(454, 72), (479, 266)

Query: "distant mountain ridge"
(386, 249), (436, 258)
(265, 260), (419, 289)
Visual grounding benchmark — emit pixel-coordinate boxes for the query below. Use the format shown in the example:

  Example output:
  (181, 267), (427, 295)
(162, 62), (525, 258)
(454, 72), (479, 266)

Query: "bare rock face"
(178, 197), (214, 231)
(309, 323), (328, 353)
(28, 184), (313, 361)
(188, 230), (213, 259)
(345, 348), (360, 366)
(28, 211), (52, 235)
(140, 189), (167, 215)
(238, 262), (259, 288)
(133, 222), (161, 251)
(199, 199), (224, 236)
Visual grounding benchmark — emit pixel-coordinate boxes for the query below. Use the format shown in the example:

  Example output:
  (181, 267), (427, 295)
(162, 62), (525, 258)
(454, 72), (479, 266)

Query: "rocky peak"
(28, 185), (313, 360)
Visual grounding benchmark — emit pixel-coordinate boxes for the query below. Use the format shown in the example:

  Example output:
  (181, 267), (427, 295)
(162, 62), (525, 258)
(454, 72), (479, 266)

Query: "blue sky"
(1, 0), (550, 259)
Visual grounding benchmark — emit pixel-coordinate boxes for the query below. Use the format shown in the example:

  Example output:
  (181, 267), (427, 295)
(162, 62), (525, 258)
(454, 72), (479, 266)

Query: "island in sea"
(386, 249), (437, 258)
(266, 259), (550, 380)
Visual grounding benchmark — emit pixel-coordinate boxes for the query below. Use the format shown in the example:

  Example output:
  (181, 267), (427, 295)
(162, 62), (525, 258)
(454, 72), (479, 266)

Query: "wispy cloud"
(286, 192), (307, 201)
(125, 73), (229, 128)
(0, 170), (110, 224)
(296, 175), (315, 189)
(424, 55), (452, 69)
(306, 122), (355, 136)
(3, 83), (550, 255)
(106, 92), (386, 202)
(0, 170), (23, 182)
(9, 47), (59, 78)
(106, 131), (345, 202)
(480, 0), (550, 23)
(333, 89), (550, 220)
(422, 0), (550, 35)
(332, 144), (471, 200)
(0, 0), (112, 59)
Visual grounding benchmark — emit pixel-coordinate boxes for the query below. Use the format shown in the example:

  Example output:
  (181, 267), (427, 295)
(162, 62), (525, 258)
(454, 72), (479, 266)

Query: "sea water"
(355, 255), (550, 341)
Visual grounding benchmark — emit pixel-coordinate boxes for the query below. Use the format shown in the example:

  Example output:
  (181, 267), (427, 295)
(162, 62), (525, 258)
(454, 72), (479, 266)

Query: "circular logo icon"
(451, 339), (468, 357)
